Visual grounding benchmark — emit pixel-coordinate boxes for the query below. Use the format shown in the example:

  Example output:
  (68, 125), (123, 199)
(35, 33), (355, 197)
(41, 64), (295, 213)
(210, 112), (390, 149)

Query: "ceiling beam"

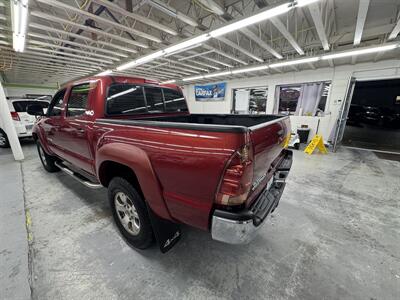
(308, 3), (330, 50)
(91, 0), (178, 36)
(29, 23), (138, 54)
(388, 12), (400, 40)
(197, 0), (282, 59)
(28, 40), (121, 61)
(147, 0), (198, 27)
(27, 32), (129, 58)
(253, 0), (304, 55)
(35, 0), (162, 43)
(239, 28), (283, 59)
(26, 46), (115, 64)
(354, 0), (370, 45)
(218, 37), (264, 62)
(30, 11), (148, 48)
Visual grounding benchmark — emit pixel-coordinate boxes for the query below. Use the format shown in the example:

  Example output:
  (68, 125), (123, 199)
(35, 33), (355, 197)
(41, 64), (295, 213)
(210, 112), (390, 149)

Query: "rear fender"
(96, 142), (172, 221)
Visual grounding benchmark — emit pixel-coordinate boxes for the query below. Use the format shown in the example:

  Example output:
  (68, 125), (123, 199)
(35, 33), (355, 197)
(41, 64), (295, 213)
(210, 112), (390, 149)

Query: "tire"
(294, 143), (300, 150)
(0, 129), (10, 148)
(37, 141), (59, 172)
(108, 177), (154, 249)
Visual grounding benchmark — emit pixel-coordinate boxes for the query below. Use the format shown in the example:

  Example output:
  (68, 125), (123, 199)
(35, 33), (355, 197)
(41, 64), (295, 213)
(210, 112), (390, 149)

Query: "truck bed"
(98, 114), (285, 133)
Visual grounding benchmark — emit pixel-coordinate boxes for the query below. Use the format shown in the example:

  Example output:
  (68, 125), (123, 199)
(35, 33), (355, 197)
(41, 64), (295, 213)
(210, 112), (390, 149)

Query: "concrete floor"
(1, 141), (399, 300)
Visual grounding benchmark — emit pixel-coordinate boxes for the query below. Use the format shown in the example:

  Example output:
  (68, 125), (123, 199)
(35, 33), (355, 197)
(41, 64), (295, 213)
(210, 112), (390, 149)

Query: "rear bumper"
(211, 150), (293, 244)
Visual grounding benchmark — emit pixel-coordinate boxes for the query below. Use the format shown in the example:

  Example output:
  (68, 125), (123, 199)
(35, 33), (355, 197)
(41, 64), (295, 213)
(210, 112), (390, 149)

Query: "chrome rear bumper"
(211, 150), (292, 244)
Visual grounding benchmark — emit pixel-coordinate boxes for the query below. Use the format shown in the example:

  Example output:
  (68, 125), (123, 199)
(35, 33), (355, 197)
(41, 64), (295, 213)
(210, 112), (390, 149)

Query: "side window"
(67, 83), (91, 117)
(106, 84), (146, 115)
(163, 88), (188, 112)
(144, 87), (164, 112)
(47, 89), (66, 117)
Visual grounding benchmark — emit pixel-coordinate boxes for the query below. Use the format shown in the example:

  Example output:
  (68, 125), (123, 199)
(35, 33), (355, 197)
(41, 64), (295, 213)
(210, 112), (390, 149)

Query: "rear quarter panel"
(94, 123), (246, 230)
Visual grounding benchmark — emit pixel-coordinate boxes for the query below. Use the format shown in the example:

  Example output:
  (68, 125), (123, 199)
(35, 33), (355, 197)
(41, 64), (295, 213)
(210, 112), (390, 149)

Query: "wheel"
(0, 129), (10, 148)
(294, 143), (300, 150)
(108, 177), (154, 249)
(37, 141), (59, 172)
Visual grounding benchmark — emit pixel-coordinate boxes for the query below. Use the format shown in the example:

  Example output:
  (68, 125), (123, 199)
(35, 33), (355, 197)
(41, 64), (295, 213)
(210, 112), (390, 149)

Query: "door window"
(67, 83), (91, 117)
(47, 89), (66, 117)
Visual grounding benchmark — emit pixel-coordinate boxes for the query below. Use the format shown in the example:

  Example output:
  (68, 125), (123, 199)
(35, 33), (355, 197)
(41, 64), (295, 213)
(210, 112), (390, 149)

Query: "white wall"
(182, 59), (400, 142)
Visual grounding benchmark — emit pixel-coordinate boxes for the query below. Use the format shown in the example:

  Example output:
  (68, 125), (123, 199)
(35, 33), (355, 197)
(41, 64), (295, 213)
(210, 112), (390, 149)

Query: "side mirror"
(27, 104), (45, 116)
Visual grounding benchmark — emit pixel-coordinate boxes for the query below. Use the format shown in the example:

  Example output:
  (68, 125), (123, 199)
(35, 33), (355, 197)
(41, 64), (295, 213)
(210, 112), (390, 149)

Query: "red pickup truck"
(28, 75), (293, 252)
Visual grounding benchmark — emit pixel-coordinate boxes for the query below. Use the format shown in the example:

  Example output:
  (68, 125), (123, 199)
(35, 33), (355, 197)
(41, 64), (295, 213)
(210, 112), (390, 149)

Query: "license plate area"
(25, 124), (33, 131)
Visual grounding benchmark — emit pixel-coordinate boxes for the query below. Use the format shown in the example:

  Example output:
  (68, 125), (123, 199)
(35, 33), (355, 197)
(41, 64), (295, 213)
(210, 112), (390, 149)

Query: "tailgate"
(248, 116), (290, 197)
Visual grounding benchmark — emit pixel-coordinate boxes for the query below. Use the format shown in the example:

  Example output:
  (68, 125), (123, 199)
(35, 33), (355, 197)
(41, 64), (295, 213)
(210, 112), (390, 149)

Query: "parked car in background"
(28, 75), (293, 252)
(0, 98), (50, 148)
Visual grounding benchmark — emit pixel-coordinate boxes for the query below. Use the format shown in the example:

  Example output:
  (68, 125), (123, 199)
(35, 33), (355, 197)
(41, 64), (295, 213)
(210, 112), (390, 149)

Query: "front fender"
(96, 142), (172, 220)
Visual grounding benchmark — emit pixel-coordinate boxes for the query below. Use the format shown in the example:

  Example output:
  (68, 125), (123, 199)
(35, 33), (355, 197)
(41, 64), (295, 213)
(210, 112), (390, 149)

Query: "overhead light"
(160, 80), (176, 84)
(269, 57), (320, 68)
(96, 70), (113, 76)
(203, 71), (231, 78)
(117, 51), (165, 71)
(209, 3), (292, 38)
(11, 0), (29, 52)
(183, 75), (205, 81)
(231, 65), (269, 74)
(164, 44), (203, 57)
(164, 34), (210, 54)
(115, 0), (322, 72)
(321, 44), (399, 60)
(295, 0), (321, 7)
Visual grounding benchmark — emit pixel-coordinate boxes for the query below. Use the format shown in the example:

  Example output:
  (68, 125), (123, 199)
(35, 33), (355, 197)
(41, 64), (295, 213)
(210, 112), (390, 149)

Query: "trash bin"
(297, 128), (310, 144)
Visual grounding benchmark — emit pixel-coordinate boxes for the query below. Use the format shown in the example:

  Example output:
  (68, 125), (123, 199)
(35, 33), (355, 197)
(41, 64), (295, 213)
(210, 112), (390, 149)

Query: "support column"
(0, 81), (24, 160)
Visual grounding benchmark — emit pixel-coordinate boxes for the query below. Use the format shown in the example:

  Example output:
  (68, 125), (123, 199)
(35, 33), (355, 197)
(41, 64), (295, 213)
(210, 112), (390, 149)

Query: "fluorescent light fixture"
(231, 65), (269, 74)
(182, 75), (205, 81)
(117, 51), (165, 71)
(115, 0), (322, 72)
(164, 44), (203, 57)
(209, 3), (292, 38)
(203, 71), (231, 78)
(269, 57), (320, 68)
(164, 34), (210, 54)
(96, 70), (112, 76)
(295, 0), (321, 7)
(160, 80), (176, 84)
(11, 0), (29, 52)
(321, 44), (399, 60)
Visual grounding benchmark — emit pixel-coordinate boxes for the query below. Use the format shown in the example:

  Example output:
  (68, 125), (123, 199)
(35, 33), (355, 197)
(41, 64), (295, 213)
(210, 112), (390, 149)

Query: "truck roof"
(62, 75), (179, 90)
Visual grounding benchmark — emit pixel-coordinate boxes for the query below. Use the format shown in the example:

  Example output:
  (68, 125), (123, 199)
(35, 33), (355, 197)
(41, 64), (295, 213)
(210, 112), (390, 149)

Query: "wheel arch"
(96, 142), (172, 221)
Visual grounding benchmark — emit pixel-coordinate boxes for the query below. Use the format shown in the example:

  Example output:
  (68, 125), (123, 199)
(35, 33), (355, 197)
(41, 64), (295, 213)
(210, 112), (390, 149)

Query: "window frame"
(66, 82), (92, 118)
(47, 88), (67, 117)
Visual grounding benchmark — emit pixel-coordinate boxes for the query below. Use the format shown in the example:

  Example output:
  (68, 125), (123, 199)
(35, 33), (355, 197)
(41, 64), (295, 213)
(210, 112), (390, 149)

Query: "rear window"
(163, 89), (188, 112)
(107, 84), (146, 115)
(13, 101), (49, 112)
(144, 87), (164, 113)
(106, 83), (188, 115)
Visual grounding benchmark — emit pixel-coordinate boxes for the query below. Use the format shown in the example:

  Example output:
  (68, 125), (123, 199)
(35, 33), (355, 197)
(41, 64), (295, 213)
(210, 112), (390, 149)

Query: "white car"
(0, 98), (50, 148)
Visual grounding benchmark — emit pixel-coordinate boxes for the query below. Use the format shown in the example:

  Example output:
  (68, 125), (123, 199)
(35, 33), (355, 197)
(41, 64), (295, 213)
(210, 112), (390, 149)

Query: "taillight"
(215, 144), (254, 206)
(11, 112), (20, 121)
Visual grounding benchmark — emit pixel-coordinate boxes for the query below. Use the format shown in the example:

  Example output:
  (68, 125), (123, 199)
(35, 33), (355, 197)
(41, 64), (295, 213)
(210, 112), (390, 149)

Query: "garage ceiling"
(0, 0), (399, 86)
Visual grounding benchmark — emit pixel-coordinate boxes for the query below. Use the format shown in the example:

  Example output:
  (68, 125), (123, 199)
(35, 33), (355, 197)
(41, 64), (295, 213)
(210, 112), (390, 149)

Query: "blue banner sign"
(195, 82), (226, 101)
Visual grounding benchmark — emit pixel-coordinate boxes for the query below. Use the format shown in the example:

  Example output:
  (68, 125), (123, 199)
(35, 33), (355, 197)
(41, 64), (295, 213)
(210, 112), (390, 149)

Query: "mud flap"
(146, 205), (181, 253)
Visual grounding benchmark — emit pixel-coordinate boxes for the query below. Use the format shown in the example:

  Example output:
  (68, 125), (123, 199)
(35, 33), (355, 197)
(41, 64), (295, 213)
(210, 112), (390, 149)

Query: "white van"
(0, 99), (49, 148)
